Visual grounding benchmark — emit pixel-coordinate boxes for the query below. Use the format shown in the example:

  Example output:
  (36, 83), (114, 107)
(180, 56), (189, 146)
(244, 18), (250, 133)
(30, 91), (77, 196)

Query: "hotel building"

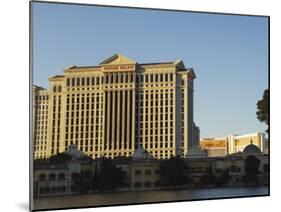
(200, 132), (267, 157)
(33, 53), (199, 159)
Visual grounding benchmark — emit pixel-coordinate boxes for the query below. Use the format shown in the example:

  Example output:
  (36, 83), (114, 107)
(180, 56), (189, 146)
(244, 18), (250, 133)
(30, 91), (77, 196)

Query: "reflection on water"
(34, 186), (269, 210)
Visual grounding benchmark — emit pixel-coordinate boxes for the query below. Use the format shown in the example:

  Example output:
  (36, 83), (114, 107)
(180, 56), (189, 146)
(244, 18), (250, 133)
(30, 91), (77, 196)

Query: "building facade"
(33, 54), (199, 159)
(33, 143), (269, 197)
(33, 86), (49, 159)
(200, 132), (267, 157)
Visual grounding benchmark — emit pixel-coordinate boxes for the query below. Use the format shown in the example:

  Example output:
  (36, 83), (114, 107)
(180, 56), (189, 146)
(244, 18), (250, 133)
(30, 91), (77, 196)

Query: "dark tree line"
(159, 156), (190, 187)
(257, 89), (269, 134)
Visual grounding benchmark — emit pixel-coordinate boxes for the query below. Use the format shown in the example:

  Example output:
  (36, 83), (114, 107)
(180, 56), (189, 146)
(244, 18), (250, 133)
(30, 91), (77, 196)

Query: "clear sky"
(32, 2), (268, 138)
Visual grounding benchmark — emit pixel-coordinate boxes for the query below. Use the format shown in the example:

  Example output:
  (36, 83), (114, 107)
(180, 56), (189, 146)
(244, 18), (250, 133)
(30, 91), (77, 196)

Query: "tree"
(256, 89), (269, 134)
(94, 158), (126, 191)
(243, 155), (261, 184)
(159, 156), (189, 187)
(200, 165), (216, 186)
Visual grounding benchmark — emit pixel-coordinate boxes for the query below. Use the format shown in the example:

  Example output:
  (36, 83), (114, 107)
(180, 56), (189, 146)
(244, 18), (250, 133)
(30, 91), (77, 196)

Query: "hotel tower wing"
(33, 53), (199, 159)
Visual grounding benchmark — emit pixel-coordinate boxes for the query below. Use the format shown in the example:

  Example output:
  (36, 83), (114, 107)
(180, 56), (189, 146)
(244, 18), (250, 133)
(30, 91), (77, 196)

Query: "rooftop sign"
(102, 64), (135, 72)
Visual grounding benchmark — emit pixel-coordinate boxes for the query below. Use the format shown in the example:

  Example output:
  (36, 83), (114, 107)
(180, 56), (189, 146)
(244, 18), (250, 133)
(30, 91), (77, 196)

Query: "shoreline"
(33, 186), (269, 210)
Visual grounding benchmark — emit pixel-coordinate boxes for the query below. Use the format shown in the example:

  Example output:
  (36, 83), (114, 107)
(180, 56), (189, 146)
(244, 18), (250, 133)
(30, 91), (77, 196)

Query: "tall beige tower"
(33, 54), (198, 159)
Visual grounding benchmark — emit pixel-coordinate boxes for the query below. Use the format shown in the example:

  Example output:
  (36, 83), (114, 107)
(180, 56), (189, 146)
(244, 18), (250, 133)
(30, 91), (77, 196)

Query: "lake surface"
(33, 186), (269, 210)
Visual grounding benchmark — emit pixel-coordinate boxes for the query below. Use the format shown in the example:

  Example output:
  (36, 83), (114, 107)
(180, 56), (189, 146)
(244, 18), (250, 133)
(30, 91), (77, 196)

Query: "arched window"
(49, 173), (56, 181)
(71, 173), (79, 181)
(53, 86), (56, 92)
(39, 173), (46, 181)
(58, 173), (65, 180)
(263, 164), (269, 172)
(58, 86), (61, 92)
(230, 165), (238, 172)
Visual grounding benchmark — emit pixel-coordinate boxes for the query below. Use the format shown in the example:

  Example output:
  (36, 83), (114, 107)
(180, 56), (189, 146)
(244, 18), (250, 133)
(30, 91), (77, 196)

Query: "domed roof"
(65, 144), (84, 159)
(132, 145), (153, 160)
(186, 147), (207, 158)
(243, 144), (262, 155)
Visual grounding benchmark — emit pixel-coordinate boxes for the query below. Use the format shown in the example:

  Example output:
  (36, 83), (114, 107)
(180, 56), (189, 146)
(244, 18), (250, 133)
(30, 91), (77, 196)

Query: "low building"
(34, 144), (269, 197)
(34, 145), (100, 198)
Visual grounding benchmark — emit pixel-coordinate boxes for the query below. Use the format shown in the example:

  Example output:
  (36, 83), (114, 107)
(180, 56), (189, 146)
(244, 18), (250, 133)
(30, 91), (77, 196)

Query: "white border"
(0, 0), (279, 212)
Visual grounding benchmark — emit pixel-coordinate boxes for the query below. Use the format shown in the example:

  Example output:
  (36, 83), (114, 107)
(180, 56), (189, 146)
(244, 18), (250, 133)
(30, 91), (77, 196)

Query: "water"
(33, 186), (269, 210)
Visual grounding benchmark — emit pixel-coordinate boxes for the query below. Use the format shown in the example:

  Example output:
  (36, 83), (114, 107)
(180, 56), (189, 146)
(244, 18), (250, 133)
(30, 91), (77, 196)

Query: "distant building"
(34, 144), (268, 197)
(200, 132), (267, 157)
(33, 53), (200, 160)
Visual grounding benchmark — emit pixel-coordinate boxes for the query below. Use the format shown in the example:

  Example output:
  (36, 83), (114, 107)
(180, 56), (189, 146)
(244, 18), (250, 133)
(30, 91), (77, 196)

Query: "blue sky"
(32, 2), (268, 138)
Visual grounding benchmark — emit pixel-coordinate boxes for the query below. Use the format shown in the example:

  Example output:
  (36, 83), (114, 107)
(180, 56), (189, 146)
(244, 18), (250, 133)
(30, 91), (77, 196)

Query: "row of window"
(65, 73), (175, 88)
(52, 85), (62, 92)
(35, 95), (49, 101)
(135, 169), (159, 176)
(136, 73), (174, 83)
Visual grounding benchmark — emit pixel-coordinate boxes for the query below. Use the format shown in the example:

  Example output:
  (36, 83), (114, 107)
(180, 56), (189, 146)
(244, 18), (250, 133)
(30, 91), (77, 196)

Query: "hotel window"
(120, 74), (123, 83)
(140, 75), (143, 83)
(97, 77), (100, 85)
(160, 74), (163, 82)
(181, 79), (185, 86)
(155, 74), (158, 82)
(135, 170), (141, 175)
(82, 78), (85, 86)
(145, 74), (148, 82)
(72, 78), (75, 86)
(76, 78), (80, 86)
(170, 73), (173, 81)
(53, 86), (56, 92)
(67, 79), (70, 87)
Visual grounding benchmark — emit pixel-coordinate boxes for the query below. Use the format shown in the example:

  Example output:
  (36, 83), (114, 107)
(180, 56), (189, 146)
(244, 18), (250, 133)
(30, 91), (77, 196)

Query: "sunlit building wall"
(200, 132), (267, 157)
(33, 86), (49, 159)
(33, 54), (198, 159)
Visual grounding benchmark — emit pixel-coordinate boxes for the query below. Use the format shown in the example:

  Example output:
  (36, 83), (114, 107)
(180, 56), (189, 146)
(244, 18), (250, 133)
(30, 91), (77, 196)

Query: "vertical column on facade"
(127, 89), (131, 154)
(147, 88), (151, 152)
(190, 79), (194, 147)
(111, 90), (116, 158)
(152, 79), (156, 157)
(93, 91), (96, 156)
(98, 91), (103, 157)
(89, 90), (93, 157)
(116, 89), (121, 154)
(54, 94), (58, 155)
(106, 91), (111, 157)
(59, 88), (65, 154)
(183, 77), (188, 156)
(172, 73), (176, 156)
(103, 90), (107, 157)
(119, 90), (123, 156)
(157, 88), (160, 159)
(131, 84), (136, 156)
(121, 89), (125, 155)
(83, 93), (87, 153)
(167, 79), (171, 155)
(124, 90), (128, 155)
(163, 85), (166, 158)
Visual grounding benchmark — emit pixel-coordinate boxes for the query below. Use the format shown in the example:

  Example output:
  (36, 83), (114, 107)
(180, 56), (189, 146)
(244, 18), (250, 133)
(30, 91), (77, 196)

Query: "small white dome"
(65, 144), (84, 159)
(132, 145), (153, 160)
